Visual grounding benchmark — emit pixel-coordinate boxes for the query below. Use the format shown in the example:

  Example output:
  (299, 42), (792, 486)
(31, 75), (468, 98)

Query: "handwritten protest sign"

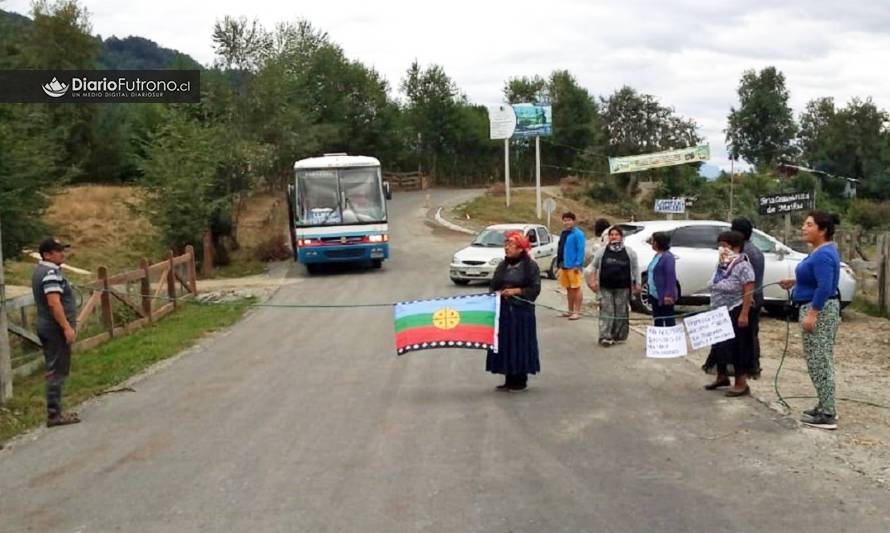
(683, 306), (735, 350)
(646, 325), (688, 358)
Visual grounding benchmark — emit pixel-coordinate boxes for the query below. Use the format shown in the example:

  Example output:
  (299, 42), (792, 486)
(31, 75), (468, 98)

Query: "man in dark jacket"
(31, 238), (80, 427)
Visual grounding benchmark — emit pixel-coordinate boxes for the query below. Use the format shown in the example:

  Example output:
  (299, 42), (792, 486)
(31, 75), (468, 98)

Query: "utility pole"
(0, 214), (13, 401)
(504, 139), (511, 207)
(535, 135), (542, 218)
(729, 157), (735, 221)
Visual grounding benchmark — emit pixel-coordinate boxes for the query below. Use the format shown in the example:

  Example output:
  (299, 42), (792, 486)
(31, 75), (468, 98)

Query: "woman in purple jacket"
(646, 232), (678, 327)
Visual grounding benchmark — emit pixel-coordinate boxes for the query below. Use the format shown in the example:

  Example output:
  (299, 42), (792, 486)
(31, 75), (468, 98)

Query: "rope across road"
(66, 282), (890, 411)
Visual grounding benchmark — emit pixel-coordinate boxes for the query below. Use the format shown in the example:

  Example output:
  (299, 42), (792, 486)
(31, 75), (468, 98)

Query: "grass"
(0, 298), (253, 445)
(453, 189), (617, 235)
(850, 294), (889, 319)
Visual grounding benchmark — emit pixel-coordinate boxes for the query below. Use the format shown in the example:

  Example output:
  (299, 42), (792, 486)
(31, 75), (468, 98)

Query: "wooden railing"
(385, 171), (429, 191)
(3, 246), (198, 377)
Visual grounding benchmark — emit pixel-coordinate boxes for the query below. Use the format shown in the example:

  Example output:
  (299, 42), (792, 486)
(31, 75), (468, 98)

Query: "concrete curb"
(434, 207), (475, 235)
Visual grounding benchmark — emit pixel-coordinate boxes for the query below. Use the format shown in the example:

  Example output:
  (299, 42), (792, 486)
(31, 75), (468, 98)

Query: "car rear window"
(671, 225), (724, 248)
(617, 224), (644, 237)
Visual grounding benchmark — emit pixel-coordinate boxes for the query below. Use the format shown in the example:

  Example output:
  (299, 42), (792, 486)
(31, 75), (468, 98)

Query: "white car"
(450, 224), (559, 285)
(616, 220), (857, 314)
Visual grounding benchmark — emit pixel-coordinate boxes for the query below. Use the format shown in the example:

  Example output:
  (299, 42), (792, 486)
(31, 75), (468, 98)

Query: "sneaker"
(46, 412), (81, 427)
(496, 383), (510, 391)
(802, 407), (839, 421)
(801, 413), (837, 430)
(508, 384), (528, 393)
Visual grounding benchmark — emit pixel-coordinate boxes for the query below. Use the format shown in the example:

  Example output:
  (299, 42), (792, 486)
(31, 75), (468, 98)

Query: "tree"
(503, 75), (548, 104)
(547, 70), (604, 176)
(401, 61), (463, 179)
(601, 86), (702, 193)
(725, 66), (797, 169)
(798, 97), (888, 196)
(0, 106), (56, 259)
(23, 0), (100, 182)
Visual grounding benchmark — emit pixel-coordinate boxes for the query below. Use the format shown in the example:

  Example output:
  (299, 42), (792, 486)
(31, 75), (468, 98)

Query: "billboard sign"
(609, 144), (710, 174)
(487, 103), (553, 140)
(511, 103), (552, 138)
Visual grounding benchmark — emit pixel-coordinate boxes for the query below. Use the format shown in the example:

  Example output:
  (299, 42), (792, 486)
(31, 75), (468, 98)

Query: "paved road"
(1, 191), (888, 532)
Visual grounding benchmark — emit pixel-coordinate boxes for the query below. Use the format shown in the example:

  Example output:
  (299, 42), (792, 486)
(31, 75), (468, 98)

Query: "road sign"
(654, 198), (686, 214)
(543, 198), (557, 214)
(511, 103), (552, 139)
(758, 192), (813, 216)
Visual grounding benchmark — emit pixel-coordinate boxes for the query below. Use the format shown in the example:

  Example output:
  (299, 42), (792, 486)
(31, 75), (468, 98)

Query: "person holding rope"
(779, 211), (843, 430)
(702, 231), (756, 397)
(585, 226), (640, 346)
(487, 231), (541, 392)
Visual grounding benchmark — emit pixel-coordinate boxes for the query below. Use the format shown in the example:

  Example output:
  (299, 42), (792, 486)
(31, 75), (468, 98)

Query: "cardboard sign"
(683, 306), (735, 350)
(646, 325), (688, 358)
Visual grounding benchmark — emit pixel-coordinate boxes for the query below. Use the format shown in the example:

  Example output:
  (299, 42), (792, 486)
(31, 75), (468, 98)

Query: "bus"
(287, 154), (391, 273)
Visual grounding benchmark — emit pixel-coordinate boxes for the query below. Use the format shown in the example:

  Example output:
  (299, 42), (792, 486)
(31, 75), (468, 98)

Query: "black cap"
(38, 238), (70, 255)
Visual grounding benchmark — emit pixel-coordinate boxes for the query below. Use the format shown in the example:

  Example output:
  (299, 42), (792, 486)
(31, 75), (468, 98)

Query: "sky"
(5, 0), (890, 172)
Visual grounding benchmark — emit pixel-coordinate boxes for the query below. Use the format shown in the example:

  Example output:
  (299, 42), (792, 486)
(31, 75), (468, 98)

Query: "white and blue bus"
(287, 154), (391, 273)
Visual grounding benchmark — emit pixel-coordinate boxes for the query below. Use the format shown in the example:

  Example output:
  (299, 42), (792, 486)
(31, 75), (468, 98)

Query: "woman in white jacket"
(585, 226), (641, 346)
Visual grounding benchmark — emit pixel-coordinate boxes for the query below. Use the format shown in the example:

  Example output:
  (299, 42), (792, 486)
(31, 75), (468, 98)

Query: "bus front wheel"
(371, 259), (383, 269)
(306, 263), (321, 275)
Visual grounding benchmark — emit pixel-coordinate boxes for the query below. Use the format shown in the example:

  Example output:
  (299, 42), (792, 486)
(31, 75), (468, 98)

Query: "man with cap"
(32, 238), (80, 426)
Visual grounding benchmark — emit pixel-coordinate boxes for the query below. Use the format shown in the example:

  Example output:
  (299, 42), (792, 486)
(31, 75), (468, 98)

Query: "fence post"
(167, 251), (177, 309)
(0, 215), (12, 401)
(98, 266), (114, 337)
(185, 245), (199, 295)
(140, 258), (152, 322)
(879, 233), (890, 315)
(202, 232), (214, 278)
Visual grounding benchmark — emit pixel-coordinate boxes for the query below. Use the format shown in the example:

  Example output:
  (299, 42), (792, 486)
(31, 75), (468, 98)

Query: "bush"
(586, 181), (621, 203)
(253, 234), (292, 262)
(488, 181), (506, 196)
(847, 199), (890, 230)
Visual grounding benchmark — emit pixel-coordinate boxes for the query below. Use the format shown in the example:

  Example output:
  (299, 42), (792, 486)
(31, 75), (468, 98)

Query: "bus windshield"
(296, 166), (386, 226)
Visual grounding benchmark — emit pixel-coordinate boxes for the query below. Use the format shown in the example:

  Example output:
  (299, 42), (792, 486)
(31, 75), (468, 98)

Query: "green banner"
(609, 144), (710, 174)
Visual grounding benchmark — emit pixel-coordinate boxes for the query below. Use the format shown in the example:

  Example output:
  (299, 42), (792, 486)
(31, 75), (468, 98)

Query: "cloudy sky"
(6, 0), (890, 171)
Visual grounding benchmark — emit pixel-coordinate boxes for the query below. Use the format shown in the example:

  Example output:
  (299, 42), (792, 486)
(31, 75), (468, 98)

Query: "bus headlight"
(368, 234), (387, 243)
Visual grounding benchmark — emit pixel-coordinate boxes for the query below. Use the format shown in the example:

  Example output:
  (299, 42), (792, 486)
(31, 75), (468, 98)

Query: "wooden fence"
(836, 230), (890, 315)
(4, 246), (198, 378)
(384, 171), (430, 192)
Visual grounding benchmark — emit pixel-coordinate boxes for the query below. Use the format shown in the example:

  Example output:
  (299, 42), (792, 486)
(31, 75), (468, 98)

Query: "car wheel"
(306, 263), (321, 275)
(631, 276), (653, 315)
(451, 278), (471, 286)
(548, 258), (558, 280)
(371, 259), (383, 269)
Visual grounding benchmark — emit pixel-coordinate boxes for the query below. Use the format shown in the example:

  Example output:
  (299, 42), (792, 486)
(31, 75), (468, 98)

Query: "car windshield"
(472, 229), (506, 247)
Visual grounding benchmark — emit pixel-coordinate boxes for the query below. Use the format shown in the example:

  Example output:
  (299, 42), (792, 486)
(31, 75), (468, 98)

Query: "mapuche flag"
(394, 293), (501, 355)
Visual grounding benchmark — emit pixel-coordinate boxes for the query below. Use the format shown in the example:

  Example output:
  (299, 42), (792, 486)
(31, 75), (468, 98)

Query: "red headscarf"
(504, 231), (531, 251)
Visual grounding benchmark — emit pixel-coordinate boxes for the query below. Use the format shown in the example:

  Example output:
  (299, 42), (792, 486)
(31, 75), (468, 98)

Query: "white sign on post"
(683, 306), (735, 350)
(654, 198), (686, 214)
(487, 105), (517, 140)
(645, 325), (688, 358)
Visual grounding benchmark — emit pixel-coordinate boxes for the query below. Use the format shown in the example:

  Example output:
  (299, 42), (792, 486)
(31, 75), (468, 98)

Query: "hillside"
(0, 8), (202, 69)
